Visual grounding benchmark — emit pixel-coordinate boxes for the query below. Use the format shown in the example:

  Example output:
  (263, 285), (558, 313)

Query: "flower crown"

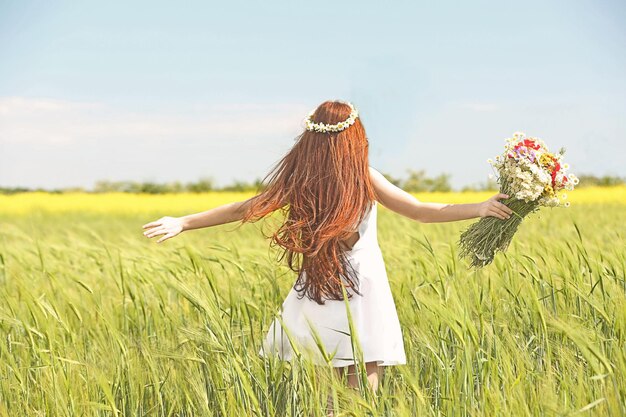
(304, 102), (359, 133)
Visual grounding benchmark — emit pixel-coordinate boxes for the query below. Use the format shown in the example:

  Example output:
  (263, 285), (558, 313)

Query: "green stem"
(457, 178), (541, 268)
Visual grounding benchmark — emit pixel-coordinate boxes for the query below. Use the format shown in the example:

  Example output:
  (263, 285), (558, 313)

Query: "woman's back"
(339, 199), (376, 252)
(258, 199), (407, 368)
(239, 100), (378, 306)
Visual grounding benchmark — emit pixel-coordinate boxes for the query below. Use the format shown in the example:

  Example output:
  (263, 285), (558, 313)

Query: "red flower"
(516, 139), (540, 150)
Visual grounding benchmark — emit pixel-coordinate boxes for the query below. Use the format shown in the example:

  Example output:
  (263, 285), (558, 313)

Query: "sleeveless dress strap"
(348, 201), (376, 253)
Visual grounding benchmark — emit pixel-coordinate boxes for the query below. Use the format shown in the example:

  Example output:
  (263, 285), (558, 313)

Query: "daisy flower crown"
(304, 102), (359, 133)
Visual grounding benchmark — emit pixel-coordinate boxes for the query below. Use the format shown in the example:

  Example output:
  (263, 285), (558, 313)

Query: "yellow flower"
(539, 153), (552, 166)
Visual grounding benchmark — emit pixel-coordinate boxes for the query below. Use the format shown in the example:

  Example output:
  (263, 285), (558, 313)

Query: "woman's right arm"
(368, 166), (512, 223)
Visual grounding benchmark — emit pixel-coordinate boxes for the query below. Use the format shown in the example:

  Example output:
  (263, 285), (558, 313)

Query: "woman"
(142, 100), (512, 405)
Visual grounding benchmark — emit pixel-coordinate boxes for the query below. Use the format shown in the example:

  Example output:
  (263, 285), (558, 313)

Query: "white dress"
(258, 201), (407, 367)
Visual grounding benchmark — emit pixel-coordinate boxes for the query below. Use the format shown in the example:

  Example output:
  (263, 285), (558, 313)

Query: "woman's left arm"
(179, 195), (258, 232)
(142, 194), (261, 243)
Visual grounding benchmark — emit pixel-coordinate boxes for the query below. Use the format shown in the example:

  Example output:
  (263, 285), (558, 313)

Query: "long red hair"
(239, 100), (377, 305)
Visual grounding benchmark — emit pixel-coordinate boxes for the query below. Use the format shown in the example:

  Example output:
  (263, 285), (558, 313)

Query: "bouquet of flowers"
(458, 132), (579, 268)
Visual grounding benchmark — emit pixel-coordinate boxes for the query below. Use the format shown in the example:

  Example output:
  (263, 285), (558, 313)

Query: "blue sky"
(1, 0), (625, 190)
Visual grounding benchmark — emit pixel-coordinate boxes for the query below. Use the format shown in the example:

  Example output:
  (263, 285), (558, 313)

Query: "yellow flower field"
(2, 185), (624, 215)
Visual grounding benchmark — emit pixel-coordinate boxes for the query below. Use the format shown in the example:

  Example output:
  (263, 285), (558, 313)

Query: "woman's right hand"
(478, 193), (513, 220)
(142, 216), (185, 243)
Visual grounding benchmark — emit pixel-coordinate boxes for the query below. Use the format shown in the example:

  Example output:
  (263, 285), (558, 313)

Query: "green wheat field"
(0, 188), (625, 416)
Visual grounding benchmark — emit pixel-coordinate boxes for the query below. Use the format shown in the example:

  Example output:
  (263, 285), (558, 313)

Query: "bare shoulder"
(368, 165), (384, 179)
(368, 166), (385, 201)
(368, 166), (388, 189)
(368, 166), (401, 200)
(367, 165), (423, 220)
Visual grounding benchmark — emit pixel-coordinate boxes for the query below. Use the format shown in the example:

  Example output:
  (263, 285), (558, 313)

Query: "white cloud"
(458, 102), (500, 112)
(0, 97), (101, 114)
(0, 96), (309, 146)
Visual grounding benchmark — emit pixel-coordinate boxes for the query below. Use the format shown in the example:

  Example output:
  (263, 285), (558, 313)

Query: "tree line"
(0, 171), (623, 194)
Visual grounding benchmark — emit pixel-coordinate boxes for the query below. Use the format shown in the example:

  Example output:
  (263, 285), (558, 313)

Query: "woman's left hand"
(142, 216), (185, 243)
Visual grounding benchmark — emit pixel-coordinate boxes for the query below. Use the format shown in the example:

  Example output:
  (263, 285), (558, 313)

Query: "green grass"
(0, 195), (625, 416)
